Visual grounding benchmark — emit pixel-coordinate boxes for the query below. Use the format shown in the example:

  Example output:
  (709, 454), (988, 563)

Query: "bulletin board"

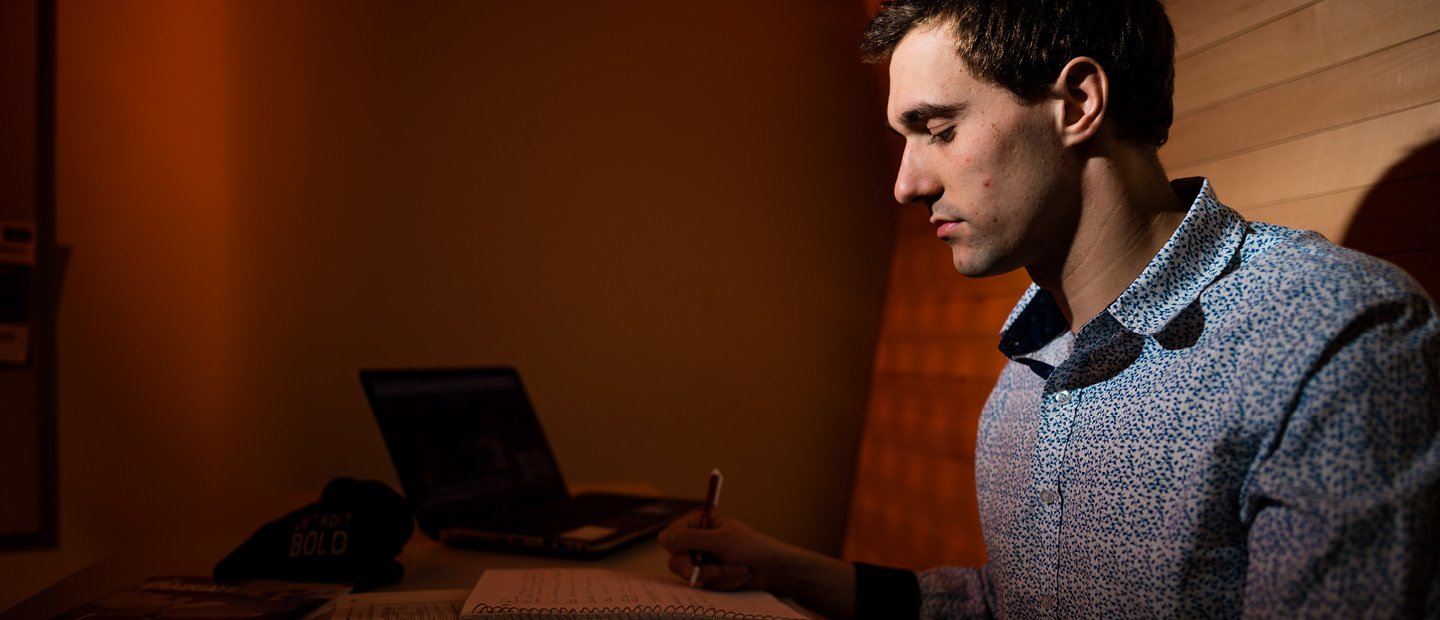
(0, 0), (58, 551)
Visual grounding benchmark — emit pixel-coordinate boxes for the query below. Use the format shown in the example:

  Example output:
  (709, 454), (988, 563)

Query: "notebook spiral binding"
(468, 604), (798, 619)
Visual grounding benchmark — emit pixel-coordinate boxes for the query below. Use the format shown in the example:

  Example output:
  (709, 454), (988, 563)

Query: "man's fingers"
(667, 551), (694, 580)
(659, 514), (760, 590)
(659, 521), (727, 553)
(667, 551), (756, 590)
(696, 563), (753, 590)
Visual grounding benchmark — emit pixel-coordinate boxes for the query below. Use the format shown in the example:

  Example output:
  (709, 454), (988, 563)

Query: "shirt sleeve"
(852, 562), (919, 619)
(1240, 290), (1440, 617)
(916, 565), (994, 619)
(852, 562), (995, 620)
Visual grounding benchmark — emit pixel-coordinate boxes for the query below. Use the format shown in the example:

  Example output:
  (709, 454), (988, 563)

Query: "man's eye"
(928, 127), (955, 144)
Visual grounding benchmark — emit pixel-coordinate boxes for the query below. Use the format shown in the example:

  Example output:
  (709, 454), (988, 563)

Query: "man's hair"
(862, 0), (1175, 148)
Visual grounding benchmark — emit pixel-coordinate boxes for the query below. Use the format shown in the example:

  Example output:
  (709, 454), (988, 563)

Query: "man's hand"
(658, 511), (788, 590)
(657, 511), (857, 619)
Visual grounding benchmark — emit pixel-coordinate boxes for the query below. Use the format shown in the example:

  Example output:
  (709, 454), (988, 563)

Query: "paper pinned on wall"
(0, 221), (35, 365)
(0, 222), (36, 266)
(0, 323), (28, 365)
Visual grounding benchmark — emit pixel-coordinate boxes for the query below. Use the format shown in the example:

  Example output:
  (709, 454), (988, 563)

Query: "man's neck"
(1027, 150), (1187, 333)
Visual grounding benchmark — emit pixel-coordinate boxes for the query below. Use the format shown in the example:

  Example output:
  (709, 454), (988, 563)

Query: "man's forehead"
(886, 24), (974, 121)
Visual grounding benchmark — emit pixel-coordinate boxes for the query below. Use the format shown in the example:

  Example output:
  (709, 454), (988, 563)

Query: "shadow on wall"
(1344, 138), (1440, 301)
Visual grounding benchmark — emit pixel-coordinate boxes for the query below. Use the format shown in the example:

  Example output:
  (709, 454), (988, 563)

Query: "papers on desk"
(329, 571), (809, 620)
(459, 569), (807, 619)
(331, 589), (469, 620)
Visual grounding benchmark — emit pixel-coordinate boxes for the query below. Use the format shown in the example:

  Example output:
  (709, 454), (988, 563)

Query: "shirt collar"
(999, 177), (1247, 357)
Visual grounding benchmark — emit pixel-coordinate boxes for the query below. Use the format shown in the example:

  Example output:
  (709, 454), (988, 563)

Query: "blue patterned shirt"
(914, 178), (1440, 618)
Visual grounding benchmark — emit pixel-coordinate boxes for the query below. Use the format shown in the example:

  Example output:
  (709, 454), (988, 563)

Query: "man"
(659, 0), (1440, 618)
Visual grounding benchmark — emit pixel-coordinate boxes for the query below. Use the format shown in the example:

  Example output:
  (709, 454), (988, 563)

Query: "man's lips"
(933, 219), (961, 239)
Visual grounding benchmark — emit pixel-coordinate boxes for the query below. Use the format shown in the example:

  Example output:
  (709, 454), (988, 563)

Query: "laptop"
(359, 366), (702, 556)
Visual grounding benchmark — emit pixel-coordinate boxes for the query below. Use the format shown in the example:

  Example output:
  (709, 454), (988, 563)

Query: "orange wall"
(0, 0), (897, 607)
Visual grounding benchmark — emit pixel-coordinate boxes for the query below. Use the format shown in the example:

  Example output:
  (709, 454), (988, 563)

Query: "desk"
(8, 538), (675, 620)
(5, 484), (679, 620)
(390, 532), (672, 591)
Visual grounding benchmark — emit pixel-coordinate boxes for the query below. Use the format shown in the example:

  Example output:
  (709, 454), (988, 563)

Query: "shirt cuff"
(853, 561), (920, 619)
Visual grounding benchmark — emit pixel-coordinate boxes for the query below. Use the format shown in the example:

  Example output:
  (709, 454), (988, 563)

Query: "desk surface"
(9, 530), (676, 620)
(6, 484), (681, 620)
(390, 532), (673, 591)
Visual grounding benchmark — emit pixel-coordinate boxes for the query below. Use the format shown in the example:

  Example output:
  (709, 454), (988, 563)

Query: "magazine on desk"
(459, 568), (808, 619)
(53, 576), (351, 620)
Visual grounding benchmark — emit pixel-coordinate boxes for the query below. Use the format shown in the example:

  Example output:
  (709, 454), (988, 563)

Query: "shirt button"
(1040, 489), (1058, 505)
(1055, 390), (1072, 404)
(1040, 594), (1054, 611)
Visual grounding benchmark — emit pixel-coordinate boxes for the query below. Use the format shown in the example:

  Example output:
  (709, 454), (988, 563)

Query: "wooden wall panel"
(1165, 0), (1319, 58)
(1165, 0), (1440, 303)
(1173, 0), (1440, 116)
(1166, 32), (1440, 168)
(1170, 101), (1440, 206)
(844, 0), (1440, 575)
(1242, 171), (1438, 255)
(1239, 187), (1364, 243)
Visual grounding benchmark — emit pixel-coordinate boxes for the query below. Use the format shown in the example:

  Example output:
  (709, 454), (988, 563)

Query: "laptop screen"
(360, 368), (569, 524)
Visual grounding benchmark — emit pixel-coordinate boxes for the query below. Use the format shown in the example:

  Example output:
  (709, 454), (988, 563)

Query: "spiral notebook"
(459, 568), (808, 619)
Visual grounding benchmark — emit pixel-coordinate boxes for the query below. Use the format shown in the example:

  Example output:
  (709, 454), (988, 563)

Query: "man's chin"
(951, 254), (1015, 279)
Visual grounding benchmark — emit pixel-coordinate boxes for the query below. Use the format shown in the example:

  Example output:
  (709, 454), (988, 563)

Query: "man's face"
(887, 23), (1073, 278)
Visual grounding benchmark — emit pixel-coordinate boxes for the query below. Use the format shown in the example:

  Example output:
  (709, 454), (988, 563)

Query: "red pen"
(689, 468), (724, 586)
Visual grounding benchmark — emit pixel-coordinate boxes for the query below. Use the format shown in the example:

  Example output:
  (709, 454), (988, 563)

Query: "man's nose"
(893, 144), (940, 206)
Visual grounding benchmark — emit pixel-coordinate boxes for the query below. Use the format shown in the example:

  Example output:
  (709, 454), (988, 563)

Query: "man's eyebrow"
(897, 102), (964, 127)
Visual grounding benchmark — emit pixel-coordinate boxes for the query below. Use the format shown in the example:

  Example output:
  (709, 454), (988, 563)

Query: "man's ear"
(1053, 56), (1107, 147)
